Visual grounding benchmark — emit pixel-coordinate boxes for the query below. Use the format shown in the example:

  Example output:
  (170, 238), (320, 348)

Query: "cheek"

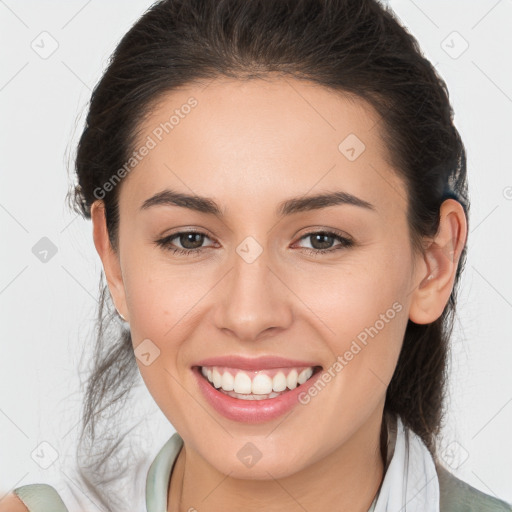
(294, 248), (409, 335)
(120, 258), (199, 415)
(293, 249), (410, 387)
(121, 249), (206, 337)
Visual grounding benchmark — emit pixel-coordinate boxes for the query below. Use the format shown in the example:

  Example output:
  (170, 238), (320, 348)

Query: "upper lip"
(193, 355), (322, 371)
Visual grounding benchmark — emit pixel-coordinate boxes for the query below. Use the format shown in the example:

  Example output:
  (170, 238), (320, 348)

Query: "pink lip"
(192, 365), (324, 423)
(193, 355), (321, 371)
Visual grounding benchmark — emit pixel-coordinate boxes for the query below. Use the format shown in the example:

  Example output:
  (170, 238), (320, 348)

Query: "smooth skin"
(0, 494), (27, 511)
(1, 77), (466, 512)
(91, 77), (466, 512)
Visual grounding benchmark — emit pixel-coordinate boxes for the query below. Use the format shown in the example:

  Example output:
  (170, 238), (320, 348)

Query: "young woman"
(3, 0), (511, 511)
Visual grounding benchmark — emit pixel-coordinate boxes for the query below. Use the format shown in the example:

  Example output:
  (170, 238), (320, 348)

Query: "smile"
(192, 363), (324, 422)
(200, 365), (321, 399)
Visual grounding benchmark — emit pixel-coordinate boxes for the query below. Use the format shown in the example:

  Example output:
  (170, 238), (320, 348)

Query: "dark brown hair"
(68, 0), (469, 509)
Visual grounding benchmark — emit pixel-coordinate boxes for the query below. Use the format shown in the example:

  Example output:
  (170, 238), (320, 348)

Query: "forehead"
(120, 77), (407, 219)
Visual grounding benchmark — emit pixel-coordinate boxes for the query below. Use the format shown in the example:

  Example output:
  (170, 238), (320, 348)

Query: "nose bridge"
(213, 238), (293, 341)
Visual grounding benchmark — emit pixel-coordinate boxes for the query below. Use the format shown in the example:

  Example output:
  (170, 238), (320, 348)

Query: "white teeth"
(222, 370), (234, 391)
(233, 372), (252, 394)
(212, 369), (222, 388)
(219, 389), (282, 400)
(272, 372), (287, 392)
(251, 373), (273, 394)
(286, 369), (298, 390)
(200, 365), (317, 395)
(298, 367), (313, 384)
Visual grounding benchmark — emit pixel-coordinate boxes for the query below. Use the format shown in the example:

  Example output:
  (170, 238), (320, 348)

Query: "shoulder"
(1, 484), (69, 512)
(0, 492), (29, 511)
(437, 464), (512, 511)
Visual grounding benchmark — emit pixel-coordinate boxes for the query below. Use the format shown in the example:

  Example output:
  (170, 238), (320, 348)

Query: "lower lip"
(192, 366), (323, 423)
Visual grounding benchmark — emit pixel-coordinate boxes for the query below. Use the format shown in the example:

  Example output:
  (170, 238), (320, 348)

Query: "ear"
(91, 200), (129, 322)
(409, 198), (467, 324)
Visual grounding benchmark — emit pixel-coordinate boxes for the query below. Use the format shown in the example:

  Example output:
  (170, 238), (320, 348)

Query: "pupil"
(182, 233), (203, 249)
(313, 234), (332, 250)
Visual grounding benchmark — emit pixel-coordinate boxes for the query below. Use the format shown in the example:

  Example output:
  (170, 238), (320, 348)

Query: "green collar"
(146, 432), (184, 512)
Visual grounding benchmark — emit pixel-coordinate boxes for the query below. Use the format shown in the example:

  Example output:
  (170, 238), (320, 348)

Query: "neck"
(168, 409), (387, 512)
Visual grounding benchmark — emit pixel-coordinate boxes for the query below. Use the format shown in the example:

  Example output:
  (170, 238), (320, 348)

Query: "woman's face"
(94, 77), (430, 478)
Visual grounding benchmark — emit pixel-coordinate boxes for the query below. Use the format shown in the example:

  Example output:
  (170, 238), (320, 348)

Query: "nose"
(213, 248), (293, 342)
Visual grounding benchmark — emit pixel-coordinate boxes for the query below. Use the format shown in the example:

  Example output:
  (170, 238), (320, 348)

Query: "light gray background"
(1, 0), (511, 509)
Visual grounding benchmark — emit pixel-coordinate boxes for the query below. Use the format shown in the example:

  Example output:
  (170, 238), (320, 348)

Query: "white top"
(145, 412), (440, 512)
(14, 412), (441, 512)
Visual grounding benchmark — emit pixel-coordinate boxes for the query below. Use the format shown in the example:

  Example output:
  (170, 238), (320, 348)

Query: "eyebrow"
(140, 188), (376, 217)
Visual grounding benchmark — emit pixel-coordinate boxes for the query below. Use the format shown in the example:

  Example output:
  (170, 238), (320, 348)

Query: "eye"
(294, 230), (354, 256)
(155, 230), (216, 257)
(154, 229), (354, 258)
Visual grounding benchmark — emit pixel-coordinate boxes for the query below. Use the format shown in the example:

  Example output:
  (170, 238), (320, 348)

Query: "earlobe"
(409, 199), (467, 325)
(90, 200), (129, 322)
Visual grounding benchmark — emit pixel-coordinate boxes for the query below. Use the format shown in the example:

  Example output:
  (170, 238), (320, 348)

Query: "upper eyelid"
(293, 231), (353, 251)
(160, 230), (217, 247)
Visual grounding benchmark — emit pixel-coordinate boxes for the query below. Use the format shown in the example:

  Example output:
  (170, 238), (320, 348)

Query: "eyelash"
(155, 229), (354, 258)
